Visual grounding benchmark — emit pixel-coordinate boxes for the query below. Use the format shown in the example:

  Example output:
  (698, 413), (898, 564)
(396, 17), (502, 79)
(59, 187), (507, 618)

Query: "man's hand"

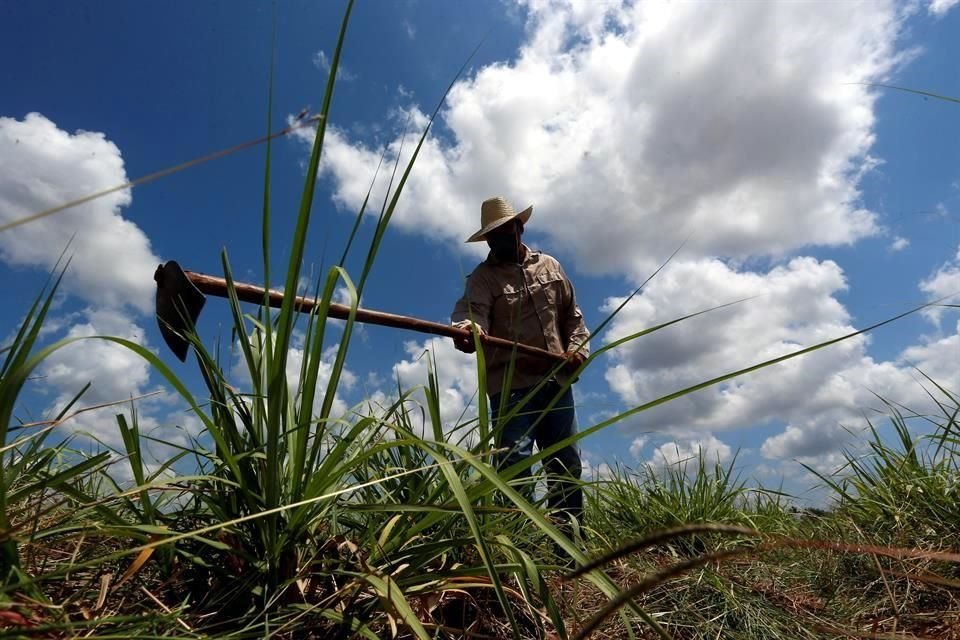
(562, 350), (587, 374)
(453, 323), (485, 354)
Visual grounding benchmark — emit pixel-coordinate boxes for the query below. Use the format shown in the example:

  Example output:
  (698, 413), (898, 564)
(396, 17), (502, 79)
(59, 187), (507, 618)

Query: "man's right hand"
(453, 324), (484, 354)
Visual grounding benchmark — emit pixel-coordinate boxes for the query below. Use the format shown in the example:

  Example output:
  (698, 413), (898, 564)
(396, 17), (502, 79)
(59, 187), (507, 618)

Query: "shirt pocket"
(494, 283), (527, 322)
(535, 271), (565, 307)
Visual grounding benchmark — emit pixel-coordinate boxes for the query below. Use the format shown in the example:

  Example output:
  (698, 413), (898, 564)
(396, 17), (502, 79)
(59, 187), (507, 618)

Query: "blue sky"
(2, 0), (959, 500)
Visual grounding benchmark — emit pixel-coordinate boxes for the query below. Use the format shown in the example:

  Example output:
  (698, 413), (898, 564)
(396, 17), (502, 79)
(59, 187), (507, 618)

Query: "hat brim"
(465, 206), (533, 243)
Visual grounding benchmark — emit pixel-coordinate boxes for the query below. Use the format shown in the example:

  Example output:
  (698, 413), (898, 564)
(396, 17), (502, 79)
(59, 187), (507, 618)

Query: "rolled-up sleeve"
(451, 271), (492, 334)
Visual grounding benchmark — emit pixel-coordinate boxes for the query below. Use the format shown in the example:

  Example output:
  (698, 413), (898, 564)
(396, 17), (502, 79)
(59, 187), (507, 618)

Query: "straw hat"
(466, 197), (533, 243)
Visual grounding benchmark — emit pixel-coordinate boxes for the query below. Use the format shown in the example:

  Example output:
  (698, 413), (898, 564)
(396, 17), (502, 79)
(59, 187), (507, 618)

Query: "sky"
(2, 0), (959, 501)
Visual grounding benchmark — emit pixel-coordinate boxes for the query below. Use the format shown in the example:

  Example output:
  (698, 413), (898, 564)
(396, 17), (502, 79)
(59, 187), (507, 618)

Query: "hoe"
(154, 260), (567, 365)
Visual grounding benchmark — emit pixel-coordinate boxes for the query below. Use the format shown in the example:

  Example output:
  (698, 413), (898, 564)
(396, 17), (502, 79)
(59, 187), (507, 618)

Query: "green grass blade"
(860, 82), (960, 105)
(432, 444), (521, 634)
(520, 299), (938, 487)
(360, 573), (431, 640)
(430, 439), (671, 639)
(355, 39), (484, 296)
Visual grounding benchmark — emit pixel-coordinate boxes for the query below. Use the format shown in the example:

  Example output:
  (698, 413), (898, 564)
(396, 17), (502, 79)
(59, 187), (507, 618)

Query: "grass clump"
(590, 453), (796, 557)
(818, 395), (960, 549)
(565, 390), (960, 639)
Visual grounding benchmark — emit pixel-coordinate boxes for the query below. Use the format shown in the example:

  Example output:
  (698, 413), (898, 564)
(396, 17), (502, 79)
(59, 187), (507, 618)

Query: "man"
(451, 196), (590, 527)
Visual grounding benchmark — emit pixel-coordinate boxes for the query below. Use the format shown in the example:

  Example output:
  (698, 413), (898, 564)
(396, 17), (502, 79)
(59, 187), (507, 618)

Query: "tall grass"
(568, 390), (960, 639)
(813, 390), (960, 547)
(0, 265), (112, 587)
(589, 453), (795, 556)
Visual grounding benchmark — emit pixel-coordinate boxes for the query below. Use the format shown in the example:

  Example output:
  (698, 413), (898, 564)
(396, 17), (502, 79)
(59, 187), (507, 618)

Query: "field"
(2, 3), (959, 637)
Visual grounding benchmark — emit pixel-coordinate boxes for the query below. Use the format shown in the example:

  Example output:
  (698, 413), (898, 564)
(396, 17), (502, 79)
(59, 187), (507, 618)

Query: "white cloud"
(293, 0), (952, 471)
(602, 257), (856, 411)
(920, 246), (960, 325)
(36, 308), (165, 447)
(312, 50), (356, 81)
(402, 20), (416, 40)
(312, 50), (327, 69)
(628, 435), (648, 459)
(758, 323), (960, 461)
(230, 338), (358, 421)
(889, 236), (910, 252)
(581, 458), (614, 481)
(286, 344), (357, 419)
(40, 308), (152, 408)
(314, 0), (911, 277)
(647, 434), (732, 471)
(899, 319), (960, 387)
(390, 338), (482, 442)
(0, 113), (160, 312)
(0, 114), (204, 461)
(334, 285), (358, 307)
(928, 0), (960, 17)
(599, 257), (951, 462)
(581, 448), (616, 480)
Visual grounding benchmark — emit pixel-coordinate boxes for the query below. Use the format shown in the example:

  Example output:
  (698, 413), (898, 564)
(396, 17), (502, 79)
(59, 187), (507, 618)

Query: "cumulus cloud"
(628, 435), (648, 459)
(581, 456), (614, 481)
(390, 337), (482, 442)
(40, 309), (150, 404)
(0, 114), (203, 464)
(0, 113), (160, 312)
(598, 256), (951, 462)
(603, 257), (857, 414)
(920, 246), (960, 325)
(647, 434), (732, 470)
(898, 320), (960, 388)
(293, 0), (951, 471)
(889, 236), (910, 252)
(230, 339), (358, 421)
(286, 344), (358, 419)
(34, 308), (175, 448)
(313, 0), (911, 277)
(928, 0), (960, 17)
(776, 331), (956, 464)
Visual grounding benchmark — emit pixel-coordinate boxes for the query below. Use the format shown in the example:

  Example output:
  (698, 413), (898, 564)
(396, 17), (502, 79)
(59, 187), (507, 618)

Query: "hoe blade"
(154, 261), (205, 362)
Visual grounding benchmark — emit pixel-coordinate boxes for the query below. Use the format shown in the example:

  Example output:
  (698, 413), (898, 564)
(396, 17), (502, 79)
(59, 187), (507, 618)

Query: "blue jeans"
(490, 380), (583, 524)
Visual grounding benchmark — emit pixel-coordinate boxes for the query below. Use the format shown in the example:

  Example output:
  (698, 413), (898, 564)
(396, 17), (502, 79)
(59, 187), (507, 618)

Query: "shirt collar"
(485, 243), (539, 266)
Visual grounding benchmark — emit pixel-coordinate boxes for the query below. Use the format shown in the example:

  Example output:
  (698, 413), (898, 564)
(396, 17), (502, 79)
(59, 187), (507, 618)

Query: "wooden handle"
(184, 271), (566, 363)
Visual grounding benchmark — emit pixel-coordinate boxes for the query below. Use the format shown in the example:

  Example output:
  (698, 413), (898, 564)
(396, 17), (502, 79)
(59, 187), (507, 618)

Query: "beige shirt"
(451, 245), (590, 397)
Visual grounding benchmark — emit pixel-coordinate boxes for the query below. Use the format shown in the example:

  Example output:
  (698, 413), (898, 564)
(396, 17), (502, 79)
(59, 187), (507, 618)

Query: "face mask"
(487, 226), (520, 263)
